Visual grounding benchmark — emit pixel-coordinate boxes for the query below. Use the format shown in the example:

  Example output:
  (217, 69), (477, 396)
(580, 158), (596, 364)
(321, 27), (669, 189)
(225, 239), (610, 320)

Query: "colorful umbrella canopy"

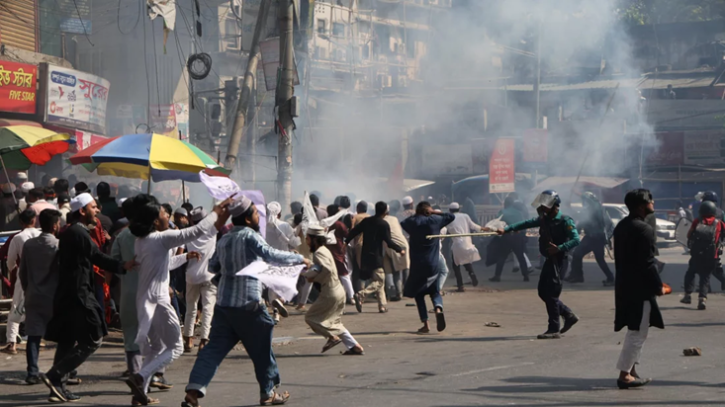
(0, 126), (72, 170)
(68, 133), (230, 182)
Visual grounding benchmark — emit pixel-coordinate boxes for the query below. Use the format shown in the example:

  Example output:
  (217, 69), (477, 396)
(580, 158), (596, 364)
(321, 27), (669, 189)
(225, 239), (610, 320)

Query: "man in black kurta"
(613, 189), (665, 389)
(40, 194), (132, 403)
(346, 201), (404, 313)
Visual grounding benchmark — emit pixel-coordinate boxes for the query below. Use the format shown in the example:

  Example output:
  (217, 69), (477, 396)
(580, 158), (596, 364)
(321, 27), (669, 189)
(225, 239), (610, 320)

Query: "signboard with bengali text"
(489, 138), (515, 194)
(45, 65), (109, 134)
(0, 61), (37, 114)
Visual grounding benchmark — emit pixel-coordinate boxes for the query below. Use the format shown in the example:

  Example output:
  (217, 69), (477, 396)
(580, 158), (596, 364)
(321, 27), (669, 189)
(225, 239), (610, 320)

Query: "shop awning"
(535, 176), (629, 191)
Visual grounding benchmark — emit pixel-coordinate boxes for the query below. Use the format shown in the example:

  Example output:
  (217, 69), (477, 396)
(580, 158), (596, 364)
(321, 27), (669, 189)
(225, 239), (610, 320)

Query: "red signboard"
(648, 132), (684, 165)
(489, 138), (515, 194)
(0, 61), (37, 114)
(523, 129), (548, 163)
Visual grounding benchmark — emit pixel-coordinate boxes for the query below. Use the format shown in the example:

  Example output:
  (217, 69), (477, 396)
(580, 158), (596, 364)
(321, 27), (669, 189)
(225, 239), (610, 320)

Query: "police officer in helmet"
(495, 190), (581, 339)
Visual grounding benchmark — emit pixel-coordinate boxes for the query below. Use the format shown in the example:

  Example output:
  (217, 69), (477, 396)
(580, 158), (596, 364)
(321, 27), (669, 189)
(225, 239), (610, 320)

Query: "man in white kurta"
(183, 208), (218, 354)
(446, 202), (481, 291)
(1, 209), (40, 355)
(126, 200), (230, 405)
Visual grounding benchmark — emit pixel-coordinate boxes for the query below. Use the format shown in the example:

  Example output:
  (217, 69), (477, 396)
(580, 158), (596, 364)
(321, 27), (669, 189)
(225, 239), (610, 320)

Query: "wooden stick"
(426, 232), (498, 240)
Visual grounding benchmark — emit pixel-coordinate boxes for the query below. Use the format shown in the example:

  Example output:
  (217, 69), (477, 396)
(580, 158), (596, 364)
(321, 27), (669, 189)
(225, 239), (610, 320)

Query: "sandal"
(321, 338), (342, 353)
(378, 307), (388, 313)
(417, 327), (430, 334)
(260, 390), (290, 406)
(342, 347), (365, 356)
(132, 396), (160, 405)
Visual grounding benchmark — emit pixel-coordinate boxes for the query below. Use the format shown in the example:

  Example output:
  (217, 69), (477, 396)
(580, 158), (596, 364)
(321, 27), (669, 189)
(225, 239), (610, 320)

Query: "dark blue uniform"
(506, 212), (580, 333)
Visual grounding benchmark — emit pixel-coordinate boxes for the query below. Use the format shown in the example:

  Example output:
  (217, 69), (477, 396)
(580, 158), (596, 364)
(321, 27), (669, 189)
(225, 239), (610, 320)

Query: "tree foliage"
(617, 0), (725, 25)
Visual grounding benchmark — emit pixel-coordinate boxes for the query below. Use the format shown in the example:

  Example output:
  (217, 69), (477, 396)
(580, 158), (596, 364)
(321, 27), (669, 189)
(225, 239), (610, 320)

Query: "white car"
(603, 204), (676, 240)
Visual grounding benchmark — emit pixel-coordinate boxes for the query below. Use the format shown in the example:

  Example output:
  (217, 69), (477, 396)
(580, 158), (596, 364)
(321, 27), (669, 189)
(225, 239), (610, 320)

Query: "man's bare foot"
(181, 390), (200, 407)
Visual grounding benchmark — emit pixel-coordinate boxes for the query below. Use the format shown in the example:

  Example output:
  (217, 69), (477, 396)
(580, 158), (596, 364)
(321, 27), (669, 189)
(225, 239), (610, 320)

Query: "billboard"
(45, 65), (110, 134)
(0, 61), (37, 114)
(489, 138), (515, 194)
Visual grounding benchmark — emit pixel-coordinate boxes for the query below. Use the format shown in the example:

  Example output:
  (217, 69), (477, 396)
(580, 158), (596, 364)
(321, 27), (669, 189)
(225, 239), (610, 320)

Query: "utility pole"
(276, 0), (295, 209)
(224, 0), (271, 171)
(534, 19), (542, 129)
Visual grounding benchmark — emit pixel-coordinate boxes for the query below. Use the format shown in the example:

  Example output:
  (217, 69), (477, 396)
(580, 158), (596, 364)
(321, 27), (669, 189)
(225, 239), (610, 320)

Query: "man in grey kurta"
(111, 225), (141, 375)
(19, 209), (62, 385)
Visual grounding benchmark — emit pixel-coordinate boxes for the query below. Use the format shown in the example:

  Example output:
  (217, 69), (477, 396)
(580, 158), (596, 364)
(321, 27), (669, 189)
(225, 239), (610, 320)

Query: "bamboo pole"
(426, 232), (498, 240)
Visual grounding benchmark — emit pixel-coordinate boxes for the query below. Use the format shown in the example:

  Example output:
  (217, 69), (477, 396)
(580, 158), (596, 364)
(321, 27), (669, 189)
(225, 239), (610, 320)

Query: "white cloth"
(340, 274), (354, 300)
(236, 261), (306, 303)
(340, 329), (358, 350)
(446, 213), (481, 265)
(183, 281), (217, 340)
(616, 301), (651, 372)
(147, 0), (177, 30)
(134, 212), (218, 385)
(138, 301), (184, 393)
(6, 283), (24, 343)
(185, 229), (217, 285)
(7, 228), (41, 271)
(5, 227), (41, 343)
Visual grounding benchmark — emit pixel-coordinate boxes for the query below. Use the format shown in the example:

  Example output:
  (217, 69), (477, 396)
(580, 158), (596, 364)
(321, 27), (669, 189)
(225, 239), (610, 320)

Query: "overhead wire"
(71, 0), (94, 45)
(117, 0), (141, 35)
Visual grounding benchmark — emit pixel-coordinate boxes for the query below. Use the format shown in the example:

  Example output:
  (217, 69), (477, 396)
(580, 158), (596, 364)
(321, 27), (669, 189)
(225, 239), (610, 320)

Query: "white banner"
(200, 171), (242, 201)
(236, 261), (306, 302)
(46, 65), (110, 134)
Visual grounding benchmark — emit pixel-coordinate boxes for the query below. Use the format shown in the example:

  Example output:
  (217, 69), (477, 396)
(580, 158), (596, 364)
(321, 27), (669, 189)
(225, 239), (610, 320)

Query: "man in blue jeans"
(181, 196), (309, 407)
(401, 201), (455, 334)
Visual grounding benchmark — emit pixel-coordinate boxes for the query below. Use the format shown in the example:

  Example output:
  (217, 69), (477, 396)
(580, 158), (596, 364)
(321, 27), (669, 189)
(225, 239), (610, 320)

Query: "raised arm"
(346, 219), (364, 243)
(250, 233), (306, 266)
(157, 212), (219, 250)
(504, 217), (541, 233)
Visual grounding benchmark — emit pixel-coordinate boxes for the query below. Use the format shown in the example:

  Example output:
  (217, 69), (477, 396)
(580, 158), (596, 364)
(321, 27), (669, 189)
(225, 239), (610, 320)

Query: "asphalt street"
(2, 246), (724, 407)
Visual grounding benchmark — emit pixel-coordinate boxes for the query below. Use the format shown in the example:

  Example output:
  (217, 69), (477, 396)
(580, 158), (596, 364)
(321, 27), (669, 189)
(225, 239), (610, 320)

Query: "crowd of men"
(1, 170), (720, 403)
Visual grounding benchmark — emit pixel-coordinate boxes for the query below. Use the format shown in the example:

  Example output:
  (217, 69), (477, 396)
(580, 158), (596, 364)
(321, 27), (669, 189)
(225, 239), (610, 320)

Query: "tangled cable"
(187, 53), (213, 80)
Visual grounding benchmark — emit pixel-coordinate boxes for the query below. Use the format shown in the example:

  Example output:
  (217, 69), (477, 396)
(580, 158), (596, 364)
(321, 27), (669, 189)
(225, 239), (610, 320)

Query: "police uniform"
(505, 211), (580, 336)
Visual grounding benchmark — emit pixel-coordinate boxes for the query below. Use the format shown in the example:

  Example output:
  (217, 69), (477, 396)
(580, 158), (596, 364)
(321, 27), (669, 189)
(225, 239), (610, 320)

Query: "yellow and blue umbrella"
(68, 133), (230, 182)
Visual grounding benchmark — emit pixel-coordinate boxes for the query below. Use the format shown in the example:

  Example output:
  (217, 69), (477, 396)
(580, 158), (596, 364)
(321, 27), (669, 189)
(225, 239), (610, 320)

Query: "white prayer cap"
(267, 201), (282, 223)
(21, 182), (35, 193)
(70, 193), (94, 213)
(402, 196), (413, 205)
(229, 195), (253, 218)
(306, 224), (326, 237)
(449, 202), (460, 210)
(15, 172), (28, 180)
(190, 207), (207, 222)
(174, 208), (188, 217)
(1, 183), (16, 194)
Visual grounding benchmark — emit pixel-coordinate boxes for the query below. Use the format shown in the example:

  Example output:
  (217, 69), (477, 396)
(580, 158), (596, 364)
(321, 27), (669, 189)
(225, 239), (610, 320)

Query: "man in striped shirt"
(182, 195), (309, 407)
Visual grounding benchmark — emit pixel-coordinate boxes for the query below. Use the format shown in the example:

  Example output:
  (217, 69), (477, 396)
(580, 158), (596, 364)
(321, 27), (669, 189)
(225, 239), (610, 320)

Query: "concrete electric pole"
(224, 0), (271, 172)
(275, 0), (295, 208)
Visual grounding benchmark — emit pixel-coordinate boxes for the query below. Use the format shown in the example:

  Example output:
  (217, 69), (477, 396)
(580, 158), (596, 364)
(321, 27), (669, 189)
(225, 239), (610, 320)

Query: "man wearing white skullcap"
(302, 224), (365, 355)
(41, 193), (136, 403)
(124, 197), (234, 406)
(401, 196), (415, 220)
(21, 182), (34, 194)
(181, 195), (309, 407)
(182, 205), (220, 354)
(444, 202), (483, 291)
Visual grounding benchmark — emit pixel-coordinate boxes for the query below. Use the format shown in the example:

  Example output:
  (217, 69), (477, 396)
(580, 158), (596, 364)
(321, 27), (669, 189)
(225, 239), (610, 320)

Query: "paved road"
(2, 247), (724, 407)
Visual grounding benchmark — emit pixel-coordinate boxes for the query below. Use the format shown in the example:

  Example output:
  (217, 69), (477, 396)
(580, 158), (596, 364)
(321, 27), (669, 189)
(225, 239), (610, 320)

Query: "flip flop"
(321, 338), (342, 353)
(132, 396), (160, 406)
(484, 322), (501, 327)
(342, 348), (365, 356)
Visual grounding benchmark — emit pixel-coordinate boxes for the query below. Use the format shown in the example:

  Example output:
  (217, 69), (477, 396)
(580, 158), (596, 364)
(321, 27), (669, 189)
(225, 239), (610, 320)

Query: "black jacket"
(45, 223), (125, 343)
(347, 216), (403, 278)
(613, 215), (664, 332)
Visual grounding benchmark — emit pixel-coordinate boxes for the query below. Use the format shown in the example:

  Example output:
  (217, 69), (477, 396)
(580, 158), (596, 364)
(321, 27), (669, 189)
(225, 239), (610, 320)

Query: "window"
(332, 22), (345, 37)
(317, 19), (326, 34)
